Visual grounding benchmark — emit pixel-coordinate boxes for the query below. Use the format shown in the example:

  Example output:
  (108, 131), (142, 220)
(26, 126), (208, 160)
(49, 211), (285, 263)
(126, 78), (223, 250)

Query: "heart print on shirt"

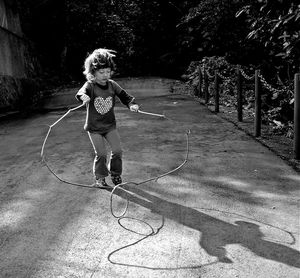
(94, 96), (113, 115)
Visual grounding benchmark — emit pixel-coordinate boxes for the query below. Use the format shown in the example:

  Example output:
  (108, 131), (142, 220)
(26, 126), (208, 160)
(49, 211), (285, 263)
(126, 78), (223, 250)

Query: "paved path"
(0, 78), (299, 278)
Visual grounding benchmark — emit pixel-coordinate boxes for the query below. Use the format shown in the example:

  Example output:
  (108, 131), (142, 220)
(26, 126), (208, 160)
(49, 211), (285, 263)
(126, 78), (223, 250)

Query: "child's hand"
(129, 104), (139, 112)
(80, 94), (90, 104)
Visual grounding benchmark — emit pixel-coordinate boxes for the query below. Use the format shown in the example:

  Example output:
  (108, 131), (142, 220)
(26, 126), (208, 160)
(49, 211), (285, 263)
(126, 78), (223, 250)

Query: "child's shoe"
(111, 175), (122, 186)
(94, 178), (110, 188)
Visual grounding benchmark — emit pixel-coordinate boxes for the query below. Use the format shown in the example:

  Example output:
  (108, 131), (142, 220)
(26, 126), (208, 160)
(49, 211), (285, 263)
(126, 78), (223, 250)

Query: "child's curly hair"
(83, 48), (116, 81)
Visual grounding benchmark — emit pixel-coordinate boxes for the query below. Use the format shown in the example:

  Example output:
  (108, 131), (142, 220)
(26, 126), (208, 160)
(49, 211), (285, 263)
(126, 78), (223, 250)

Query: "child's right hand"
(80, 94), (90, 104)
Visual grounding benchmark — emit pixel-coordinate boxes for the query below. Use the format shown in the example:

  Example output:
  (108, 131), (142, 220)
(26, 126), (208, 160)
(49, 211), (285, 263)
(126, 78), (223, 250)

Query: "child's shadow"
(115, 185), (300, 268)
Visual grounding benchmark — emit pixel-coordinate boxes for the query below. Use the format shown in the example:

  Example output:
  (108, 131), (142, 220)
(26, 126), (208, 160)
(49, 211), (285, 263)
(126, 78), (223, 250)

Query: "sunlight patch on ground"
(252, 190), (287, 200)
(212, 176), (252, 189)
(0, 201), (33, 228)
(156, 176), (189, 186)
(284, 174), (300, 182)
(24, 189), (46, 199)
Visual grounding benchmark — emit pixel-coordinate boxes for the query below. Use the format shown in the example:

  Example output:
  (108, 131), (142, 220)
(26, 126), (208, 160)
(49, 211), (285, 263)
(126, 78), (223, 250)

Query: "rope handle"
(137, 109), (166, 118)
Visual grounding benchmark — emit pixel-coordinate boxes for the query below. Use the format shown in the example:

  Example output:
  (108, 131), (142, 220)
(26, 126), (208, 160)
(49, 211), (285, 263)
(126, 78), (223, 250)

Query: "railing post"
(214, 70), (219, 112)
(294, 73), (300, 159)
(204, 69), (209, 104)
(254, 70), (261, 137)
(236, 68), (243, 122)
(198, 65), (202, 97)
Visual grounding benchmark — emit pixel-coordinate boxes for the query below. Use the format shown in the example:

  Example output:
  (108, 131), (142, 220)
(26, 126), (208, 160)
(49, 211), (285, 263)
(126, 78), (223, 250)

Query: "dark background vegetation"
(16, 0), (300, 135)
(18, 0), (299, 79)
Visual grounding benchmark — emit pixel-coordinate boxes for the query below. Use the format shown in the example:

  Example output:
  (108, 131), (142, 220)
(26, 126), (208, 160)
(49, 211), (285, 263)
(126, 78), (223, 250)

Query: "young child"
(75, 48), (139, 188)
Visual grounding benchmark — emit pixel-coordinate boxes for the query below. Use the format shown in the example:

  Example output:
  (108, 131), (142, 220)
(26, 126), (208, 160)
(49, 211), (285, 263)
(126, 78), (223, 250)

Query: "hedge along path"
(197, 64), (299, 158)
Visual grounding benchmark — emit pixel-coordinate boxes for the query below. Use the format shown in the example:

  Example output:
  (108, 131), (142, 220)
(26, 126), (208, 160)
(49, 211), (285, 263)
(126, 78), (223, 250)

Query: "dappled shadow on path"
(113, 185), (300, 268)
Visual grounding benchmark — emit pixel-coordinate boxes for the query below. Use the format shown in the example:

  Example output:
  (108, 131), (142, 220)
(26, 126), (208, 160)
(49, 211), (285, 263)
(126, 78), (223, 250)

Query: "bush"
(184, 56), (295, 137)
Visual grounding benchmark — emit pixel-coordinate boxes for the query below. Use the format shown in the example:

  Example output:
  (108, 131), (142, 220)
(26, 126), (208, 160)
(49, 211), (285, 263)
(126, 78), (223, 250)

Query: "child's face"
(94, 68), (112, 85)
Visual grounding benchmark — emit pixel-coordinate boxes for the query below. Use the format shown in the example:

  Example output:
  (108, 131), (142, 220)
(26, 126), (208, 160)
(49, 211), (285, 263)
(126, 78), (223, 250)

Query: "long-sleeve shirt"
(75, 79), (135, 134)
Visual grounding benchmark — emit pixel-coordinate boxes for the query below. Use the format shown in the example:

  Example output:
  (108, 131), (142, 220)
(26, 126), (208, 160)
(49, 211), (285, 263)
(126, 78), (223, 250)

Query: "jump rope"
(40, 101), (190, 227)
(40, 102), (190, 193)
(40, 101), (296, 270)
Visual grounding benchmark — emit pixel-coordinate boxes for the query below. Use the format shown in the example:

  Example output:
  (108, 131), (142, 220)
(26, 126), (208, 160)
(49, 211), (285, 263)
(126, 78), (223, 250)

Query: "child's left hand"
(129, 104), (139, 112)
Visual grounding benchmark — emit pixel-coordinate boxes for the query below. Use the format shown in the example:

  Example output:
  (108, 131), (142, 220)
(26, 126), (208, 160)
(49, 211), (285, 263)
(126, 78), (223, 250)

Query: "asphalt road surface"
(0, 77), (299, 278)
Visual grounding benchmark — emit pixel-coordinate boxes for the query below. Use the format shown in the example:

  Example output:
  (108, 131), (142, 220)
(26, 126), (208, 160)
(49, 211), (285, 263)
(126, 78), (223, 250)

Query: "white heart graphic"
(94, 96), (113, 115)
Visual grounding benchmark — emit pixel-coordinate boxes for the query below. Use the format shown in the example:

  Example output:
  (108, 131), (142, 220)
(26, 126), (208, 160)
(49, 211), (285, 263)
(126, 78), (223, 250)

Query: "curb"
(0, 110), (21, 121)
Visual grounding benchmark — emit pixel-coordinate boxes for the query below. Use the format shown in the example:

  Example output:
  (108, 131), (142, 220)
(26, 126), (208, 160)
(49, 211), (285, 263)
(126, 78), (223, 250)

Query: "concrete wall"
(0, 30), (26, 78)
(0, 0), (25, 77)
(0, 0), (39, 111)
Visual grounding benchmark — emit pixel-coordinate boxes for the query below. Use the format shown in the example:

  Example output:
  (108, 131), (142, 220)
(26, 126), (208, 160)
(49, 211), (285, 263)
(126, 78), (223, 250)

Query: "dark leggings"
(88, 129), (122, 179)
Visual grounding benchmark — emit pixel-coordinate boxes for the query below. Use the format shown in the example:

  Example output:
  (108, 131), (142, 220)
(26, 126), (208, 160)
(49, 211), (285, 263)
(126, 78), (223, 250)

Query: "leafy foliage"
(184, 56), (295, 137)
(18, 0), (185, 78)
(65, 0), (136, 76)
(17, 1), (300, 78)
(236, 0), (300, 80)
(175, 0), (256, 65)
(14, 0), (299, 136)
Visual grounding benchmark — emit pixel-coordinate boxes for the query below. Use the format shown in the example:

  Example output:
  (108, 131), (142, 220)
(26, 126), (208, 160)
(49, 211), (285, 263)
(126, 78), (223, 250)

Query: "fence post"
(254, 70), (261, 137)
(204, 69), (209, 104)
(198, 65), (202, 97)
(214, 70), (219, 112)
(294, 73), (300, 159)
(236, 68), (243, 122)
